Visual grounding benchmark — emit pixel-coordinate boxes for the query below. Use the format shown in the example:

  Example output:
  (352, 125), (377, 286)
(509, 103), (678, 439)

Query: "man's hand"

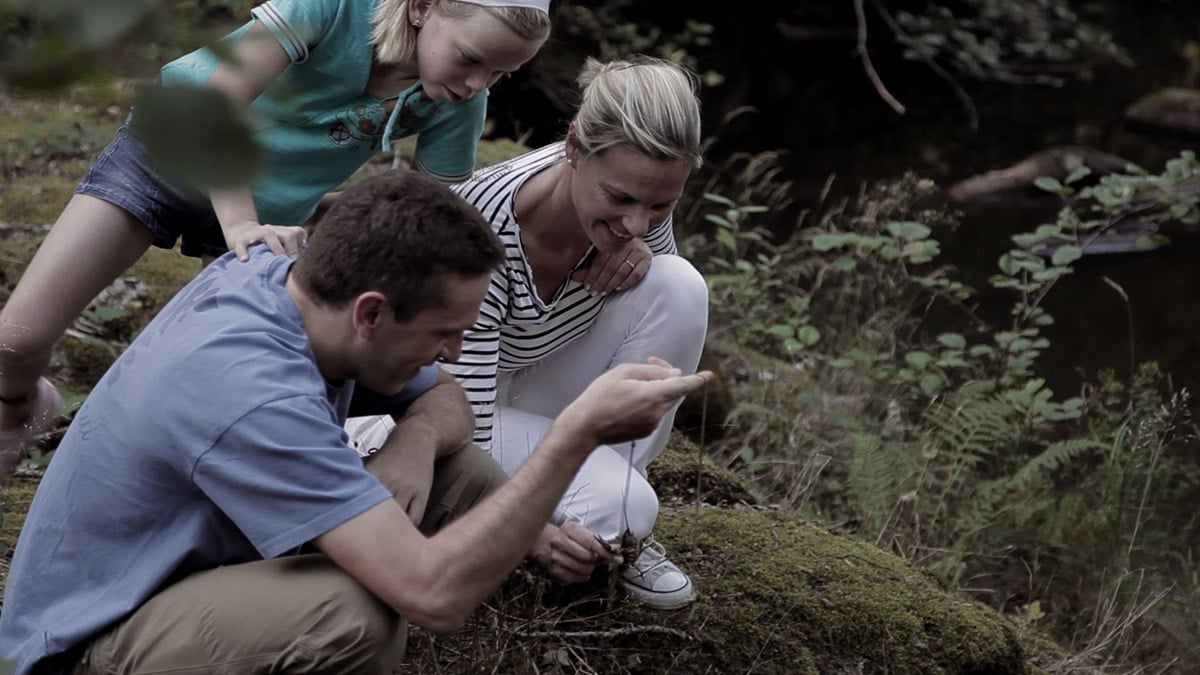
(531, 521), (619, 585)
(364, 421), (438, 524)
(572, 238), (652, 295)
(557, 358), (712, 450)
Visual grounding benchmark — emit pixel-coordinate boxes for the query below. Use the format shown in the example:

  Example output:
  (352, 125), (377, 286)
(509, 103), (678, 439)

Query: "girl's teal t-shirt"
(160, 0), (486, 225)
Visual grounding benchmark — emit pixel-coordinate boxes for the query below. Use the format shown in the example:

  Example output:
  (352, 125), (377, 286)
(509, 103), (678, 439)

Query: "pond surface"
(764, 1), (1200, 403)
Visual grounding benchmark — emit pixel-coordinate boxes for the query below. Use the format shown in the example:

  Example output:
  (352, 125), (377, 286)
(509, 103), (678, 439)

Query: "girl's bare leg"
(0, 194), (155, 430)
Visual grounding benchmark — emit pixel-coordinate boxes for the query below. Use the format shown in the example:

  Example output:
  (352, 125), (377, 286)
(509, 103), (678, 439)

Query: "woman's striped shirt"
(444, 141), (678, 450)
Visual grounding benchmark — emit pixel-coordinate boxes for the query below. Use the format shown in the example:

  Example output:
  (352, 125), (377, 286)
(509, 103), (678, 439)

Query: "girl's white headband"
(458, 0), (550, 13)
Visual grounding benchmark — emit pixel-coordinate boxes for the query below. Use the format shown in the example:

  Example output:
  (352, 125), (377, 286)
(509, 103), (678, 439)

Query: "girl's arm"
(204, 21), (307, 260)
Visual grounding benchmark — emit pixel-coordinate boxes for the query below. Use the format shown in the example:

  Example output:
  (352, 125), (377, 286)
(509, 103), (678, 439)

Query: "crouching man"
(0, 170), (710, 675)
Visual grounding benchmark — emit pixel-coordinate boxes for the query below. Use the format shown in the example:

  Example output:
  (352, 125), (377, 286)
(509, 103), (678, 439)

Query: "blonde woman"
(349, 57), (709, 609)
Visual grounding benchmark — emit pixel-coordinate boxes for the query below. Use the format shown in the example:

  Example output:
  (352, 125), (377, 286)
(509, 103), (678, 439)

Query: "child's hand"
(224, 220), (308, 261)
(572, 237), (651, 295)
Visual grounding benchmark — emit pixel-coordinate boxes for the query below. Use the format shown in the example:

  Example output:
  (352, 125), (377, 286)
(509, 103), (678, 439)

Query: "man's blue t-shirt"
(0, 248), (435, 675)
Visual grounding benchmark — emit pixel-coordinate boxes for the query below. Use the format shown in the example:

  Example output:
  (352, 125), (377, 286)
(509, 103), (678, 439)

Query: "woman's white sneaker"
(618, 538), (695, 610)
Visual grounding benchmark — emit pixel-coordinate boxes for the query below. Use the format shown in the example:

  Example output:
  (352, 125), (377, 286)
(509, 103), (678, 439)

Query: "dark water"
(762, 1), (1200, 401)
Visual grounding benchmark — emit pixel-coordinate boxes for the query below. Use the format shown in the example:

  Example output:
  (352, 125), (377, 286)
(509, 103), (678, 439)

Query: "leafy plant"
(888, 0), (1129, 87)
(556, 0), (723, 87)
(695, 154), (1200, 668)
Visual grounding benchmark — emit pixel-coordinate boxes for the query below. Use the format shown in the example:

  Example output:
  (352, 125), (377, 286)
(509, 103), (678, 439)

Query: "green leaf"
(832, 256), (857, 272)
(969, 344), (996, 358)
(812, 233), (850, 251)
(767, 324), (795, 339)
(937, 332), (967, 349)
(131, 86), (261, 191)
(0, 0), (157, 89)
(703, 193), (736, 207)
(798, 325), (821, 346)
(714, 227), (737, 251)
(86, 305), (127, 322)
(704, 213), (733, 229)
(1034, 176), (1064, 193)
(920, 373), (944, 396)
(905, 351), (934, 369)
(1051, 245), (1083, 266)
(1064, 166), (1092, 184)
(886, 221), (932, 241)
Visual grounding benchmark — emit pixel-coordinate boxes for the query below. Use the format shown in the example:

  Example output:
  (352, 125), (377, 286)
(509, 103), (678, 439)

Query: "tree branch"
(854, 0), (905, 115)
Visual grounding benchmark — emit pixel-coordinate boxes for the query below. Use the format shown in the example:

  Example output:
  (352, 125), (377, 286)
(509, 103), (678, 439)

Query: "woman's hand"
(572, 237), (652, 295)
(223, 220), (308, 261)
(532, 521), (620, 585)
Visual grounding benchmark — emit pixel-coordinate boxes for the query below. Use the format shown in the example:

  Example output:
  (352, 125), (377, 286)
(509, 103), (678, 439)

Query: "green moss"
(650, 434), (759, 506)
(0, 172), (86, 224)
(0, 478), (38, 552)
(657, 506), (1031, 674)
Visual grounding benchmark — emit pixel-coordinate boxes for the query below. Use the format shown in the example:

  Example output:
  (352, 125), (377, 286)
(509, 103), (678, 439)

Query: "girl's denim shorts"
(75, 124), (228, 259)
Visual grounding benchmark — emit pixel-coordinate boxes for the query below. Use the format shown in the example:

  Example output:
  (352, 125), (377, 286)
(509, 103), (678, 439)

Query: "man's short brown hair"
(292, 171), (503, 320)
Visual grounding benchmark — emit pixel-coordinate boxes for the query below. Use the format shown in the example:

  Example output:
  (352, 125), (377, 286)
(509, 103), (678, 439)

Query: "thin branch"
(853, 0), (905, 115)
(514, 625), (696, 641)
(870, 0), (979, 131)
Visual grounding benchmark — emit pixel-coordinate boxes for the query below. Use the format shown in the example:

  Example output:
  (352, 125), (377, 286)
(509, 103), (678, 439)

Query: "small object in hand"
(618, 528), (642, 569)
(623, 259), (637, 271)
(594, 533), (622, 568)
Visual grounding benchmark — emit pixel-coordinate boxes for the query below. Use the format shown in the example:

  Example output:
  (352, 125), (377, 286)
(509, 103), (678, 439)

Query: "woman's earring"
(412, 19), (423, 28)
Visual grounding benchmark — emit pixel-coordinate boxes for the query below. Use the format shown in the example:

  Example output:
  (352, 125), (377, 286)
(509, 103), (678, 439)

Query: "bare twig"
(869, 0), (979, 131)
(853, 0), (905, 115)
(514, 624), (695, 641)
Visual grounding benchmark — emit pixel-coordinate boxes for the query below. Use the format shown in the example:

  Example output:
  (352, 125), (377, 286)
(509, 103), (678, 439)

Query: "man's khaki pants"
(73, 445), (506, 675)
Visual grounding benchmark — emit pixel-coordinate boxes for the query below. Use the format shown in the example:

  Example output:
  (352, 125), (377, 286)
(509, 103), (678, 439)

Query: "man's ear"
(352, 292), (390, 340)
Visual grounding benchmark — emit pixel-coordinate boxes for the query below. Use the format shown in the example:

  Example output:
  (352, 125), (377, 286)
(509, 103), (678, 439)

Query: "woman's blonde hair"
(572, 56), (703, 169)
(372, 0), (551, 65)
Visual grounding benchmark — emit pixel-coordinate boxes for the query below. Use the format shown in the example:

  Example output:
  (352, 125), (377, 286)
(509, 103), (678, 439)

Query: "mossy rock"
(650, 433), (758, 506)
(658, 506), (1032, 674)
(402, 501), (1055, 674)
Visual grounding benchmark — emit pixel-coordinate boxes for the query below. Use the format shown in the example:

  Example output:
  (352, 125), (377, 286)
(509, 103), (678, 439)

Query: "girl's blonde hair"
(572, 56), (704, 169)
(372, 0), (551, 65)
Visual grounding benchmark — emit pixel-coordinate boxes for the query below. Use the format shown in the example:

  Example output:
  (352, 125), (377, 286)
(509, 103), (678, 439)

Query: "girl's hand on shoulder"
(224, 220), (308, 261)
(572, 237), (652, 296)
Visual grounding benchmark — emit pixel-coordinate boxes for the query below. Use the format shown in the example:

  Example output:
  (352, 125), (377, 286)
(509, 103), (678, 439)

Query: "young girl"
(0, 0), (550, 467)
(348, 57), (709, 610)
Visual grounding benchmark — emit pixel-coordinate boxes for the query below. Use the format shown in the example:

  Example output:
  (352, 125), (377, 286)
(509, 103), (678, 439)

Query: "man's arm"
(365, 368), (474, 523)
(314, 361), (711, 633)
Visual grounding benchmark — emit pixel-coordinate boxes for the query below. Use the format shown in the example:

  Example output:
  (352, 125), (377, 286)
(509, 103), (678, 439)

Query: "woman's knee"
(624, 476), (661, 540)
(649, 255), (707, 298)
(564, 468), (660, 541)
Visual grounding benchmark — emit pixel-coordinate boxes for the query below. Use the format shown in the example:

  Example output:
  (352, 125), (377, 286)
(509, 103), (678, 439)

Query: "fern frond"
(1008, 437), (1108, 493)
